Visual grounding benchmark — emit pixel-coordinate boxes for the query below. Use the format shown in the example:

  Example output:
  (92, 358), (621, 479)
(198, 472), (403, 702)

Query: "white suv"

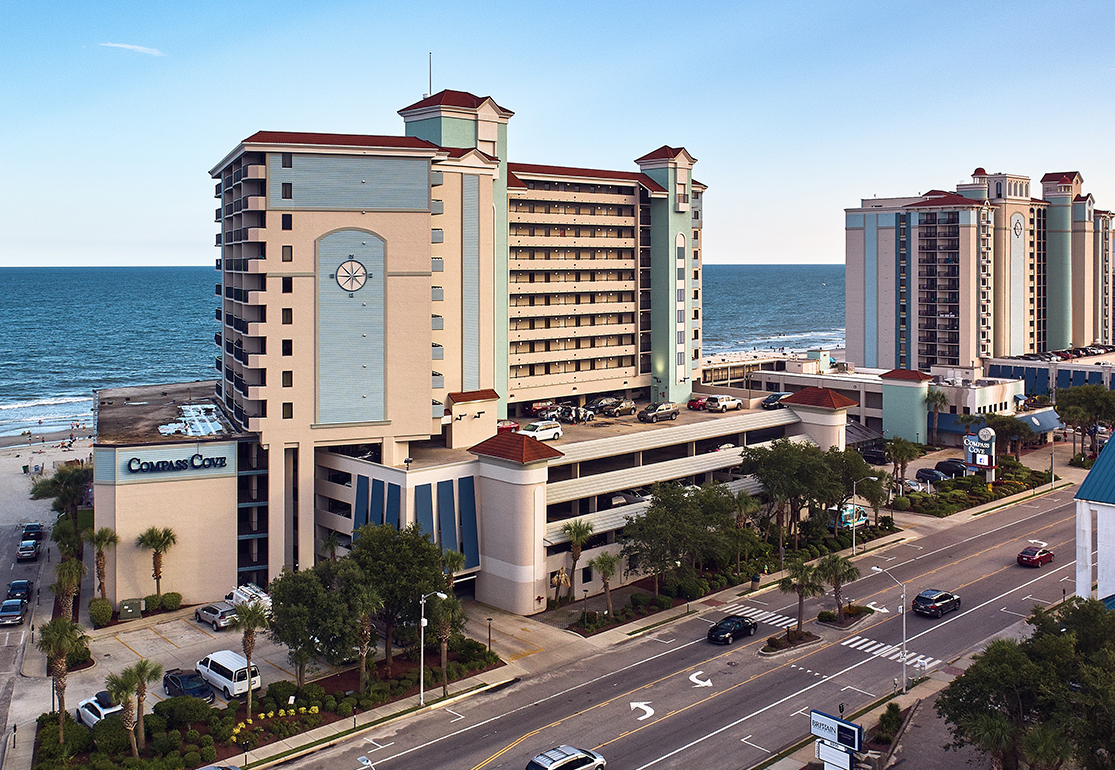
(526, 745), (606, 770)
(704, 395), (742, 412)
(76, 691), (123, 727)
(515, 420), (563, 441)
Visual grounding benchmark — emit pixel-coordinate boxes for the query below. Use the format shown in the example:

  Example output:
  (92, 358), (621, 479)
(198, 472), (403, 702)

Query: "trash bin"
(751, 574), (761, 590)
(22, 465), (28, 474)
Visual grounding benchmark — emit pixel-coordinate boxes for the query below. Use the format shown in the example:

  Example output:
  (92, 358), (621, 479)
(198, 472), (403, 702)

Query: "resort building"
(846, 169), (1115, 372)
(91, 88), (855, 614)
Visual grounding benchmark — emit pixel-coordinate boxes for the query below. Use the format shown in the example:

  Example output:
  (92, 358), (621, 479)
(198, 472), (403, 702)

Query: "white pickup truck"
(224, 582), (272, 614)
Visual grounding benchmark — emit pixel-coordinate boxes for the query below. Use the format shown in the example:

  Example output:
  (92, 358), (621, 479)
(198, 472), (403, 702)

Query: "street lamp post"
(487, 617), (493, 652)
(851, 476), (878, 556)
(418, 591), (447, 706)
(582, 589), (589, 626)
(872, 566), (907, 693)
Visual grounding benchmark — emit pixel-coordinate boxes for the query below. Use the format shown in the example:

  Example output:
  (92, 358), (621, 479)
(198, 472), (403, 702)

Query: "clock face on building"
(336, 259), (367, 292)
(1012, 220), (1023, 237)
(978, 427), (995, 442)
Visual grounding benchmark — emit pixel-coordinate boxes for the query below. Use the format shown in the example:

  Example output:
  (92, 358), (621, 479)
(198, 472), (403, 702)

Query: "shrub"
(336, 700), (354, 718)
(654, 594), (673, 610)
(265, 680), (298, 706)
(184, 750), (202, 768)
(92, 715), (130, 755)
(630, 592), (650, 608)
(817, 610), (836, 623)
(200, 745), (217, 763)
(88, 598), (113, 628)
(299, 682), (326, 705)
(208, 717), (234, 743)
(891, 496), (911, 511)
(154, 696), (213, 730)
(322, 695), (337, 713)
(145, 594), (162, 613)
(161, 592), (183, 611)
(199, 734), (214, 748)
(359, 696), (375, 710)
(143, 712), (167, 738)
(184, 728), (201, 745)
(66, 644), (91, 670)
(258, 697), (276, 715)
(879, 702), (903, 734)
(660, 572), (680, 597)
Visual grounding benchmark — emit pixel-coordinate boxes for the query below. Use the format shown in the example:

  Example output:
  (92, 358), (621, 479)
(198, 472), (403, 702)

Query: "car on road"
(1017, 546), (1054, 567)
(687, 395), (709, 410)
(6, 579), (32, 601)
(935, 459), (968, 478)
(0, 599), (27, 626)
(914, 468), (949, 484)
(601, 399), (636, 417)
(637, 402), (679, 423)
(21, 522), (44, 541)
(707, 615), (757, 644)
(75, 691), (123, 727)
(195, 601), (237, 630)
(704, 395), (743, 413)
(163, 668), (216, 702)
(16, 539), (40, 562)
(526, 745), (606, 770)
(515, 420), (563, 441)
(912, 589), (961, 618)
(760, 392), (793, 409)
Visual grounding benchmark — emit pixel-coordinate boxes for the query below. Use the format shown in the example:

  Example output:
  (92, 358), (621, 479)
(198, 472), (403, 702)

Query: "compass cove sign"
(127, 454), (228, 474)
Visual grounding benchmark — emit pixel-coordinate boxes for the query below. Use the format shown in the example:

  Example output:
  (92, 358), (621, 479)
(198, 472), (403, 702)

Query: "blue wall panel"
(1057, 370), (1070, 389)
(354, 475), (370, 532)
(1089, 371), (1104, 385)
(437, 480), (458, 553)
(415, 484), (434, 538)
(458, 477), (479, 568)
(386, 483), (401, 529)
(370, 479), (385, 526)
(269, 154), (429, 210)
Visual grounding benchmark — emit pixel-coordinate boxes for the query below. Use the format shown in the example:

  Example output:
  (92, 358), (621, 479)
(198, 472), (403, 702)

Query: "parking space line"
(113, 636), (144, 659)
(185, 618), (216, 638)
(149, 626), (180, 649)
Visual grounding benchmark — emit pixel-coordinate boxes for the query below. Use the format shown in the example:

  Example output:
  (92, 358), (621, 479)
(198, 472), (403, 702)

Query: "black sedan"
(163, 669), (215, 702)
(707, 615), (757, 644)
(6, 579), (32, 601)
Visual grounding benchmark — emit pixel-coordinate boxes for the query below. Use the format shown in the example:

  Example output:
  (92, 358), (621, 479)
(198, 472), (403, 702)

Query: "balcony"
(432, 344), (444, 360)
(432, 314), (444, 330)
(432, 400), (444, 419)
(432, 371), (444, 389)
(675, 193), (689, 213)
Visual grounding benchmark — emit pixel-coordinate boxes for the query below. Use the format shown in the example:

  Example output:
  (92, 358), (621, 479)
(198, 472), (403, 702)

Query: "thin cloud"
(100, 43), (166, 57)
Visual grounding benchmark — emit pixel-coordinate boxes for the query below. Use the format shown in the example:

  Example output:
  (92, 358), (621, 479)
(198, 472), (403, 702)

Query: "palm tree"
(129, 658), (163, 751)
(815, 554), (860, 623)
(229, 602), (270, 718)
(30, 464), (92, 527)
(560, 519), (595, 601)
(587, 552), (621, 617)
(321, 529), (339, 562)
(429, 595), (467, 699)
(36, 618), (89, 745)
(777, 558), (825, 638)
(441, 548), (465, 590)
(550, 567), (570, 604)
(887, 437), (919, 488)
(925, 387), (950, 446)
(84, 527), (120, 601)
(135, 526), (177, 596)
(105, 669), (139, 758)
(351, 584), (383, 695)
(733, 491), (761, 577)
(53, 558), (87, 623)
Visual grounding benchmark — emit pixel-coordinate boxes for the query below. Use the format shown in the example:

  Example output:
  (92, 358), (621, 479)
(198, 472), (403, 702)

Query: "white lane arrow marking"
(866, 601), (890, 614)
(1029, 539), (1048, 547)
(630, 701), (655, 720)
(689, 671), (712, 687)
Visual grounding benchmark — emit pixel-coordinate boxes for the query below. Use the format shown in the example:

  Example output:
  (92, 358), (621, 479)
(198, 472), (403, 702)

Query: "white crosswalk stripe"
(719, 604), (798, 629)
(841, 636), (941, 669)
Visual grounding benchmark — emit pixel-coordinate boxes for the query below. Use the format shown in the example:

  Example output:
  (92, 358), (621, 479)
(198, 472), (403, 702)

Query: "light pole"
(418, 590), (447, 706)
(582, 589), (589, 627)
(851, 476), (877, 556)
(487, 617), (493, 652)
(872, 566), (907, 693)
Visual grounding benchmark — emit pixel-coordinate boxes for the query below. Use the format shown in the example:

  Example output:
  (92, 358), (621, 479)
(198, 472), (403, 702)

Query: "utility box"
(119, 598), (142, 621)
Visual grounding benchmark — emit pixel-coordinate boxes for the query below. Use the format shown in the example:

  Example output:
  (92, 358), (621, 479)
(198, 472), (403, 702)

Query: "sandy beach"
(0, 431), (94, 527)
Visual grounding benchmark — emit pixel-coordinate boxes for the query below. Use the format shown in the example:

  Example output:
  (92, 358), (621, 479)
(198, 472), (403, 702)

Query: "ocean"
(0, 264), (844, 437)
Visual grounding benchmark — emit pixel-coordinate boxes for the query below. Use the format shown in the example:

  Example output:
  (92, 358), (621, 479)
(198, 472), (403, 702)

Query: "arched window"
(996, 182), (1002, 198)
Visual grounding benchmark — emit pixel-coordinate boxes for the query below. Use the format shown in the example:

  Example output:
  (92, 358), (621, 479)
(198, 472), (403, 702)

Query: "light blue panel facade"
(461, 174), (481, 390)
(317, 230), (385, 423)
(458, 477), (480, 568)
(354, 475), (369, 531)
(877, 212), (895, 227)
(959, 210), (975, 225)
(107, 443), (237, 485)
(864, 214), (878, 366)
(880, 382), (929, 443)
(385, 483), (401, 529)
(846, 213), (864, 228)
(415, 484), (434, 538)
(1046, 200), (1073, 350)
(269, 154), (429, 210)
(437, 480), (458, 553)
(1074, 201), (1090, 222)
(370, 479), (385, 526)
(1010, 213), (1025, 353)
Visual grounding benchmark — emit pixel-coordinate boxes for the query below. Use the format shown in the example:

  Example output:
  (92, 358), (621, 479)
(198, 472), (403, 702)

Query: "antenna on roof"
(423, 52), (431, 99)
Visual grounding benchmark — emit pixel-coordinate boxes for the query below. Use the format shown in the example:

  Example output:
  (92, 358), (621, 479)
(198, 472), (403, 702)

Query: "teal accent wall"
(864, 214), (878, 366)
(1046, 199), (1073, 349)
(881, 382), (929, 443)
(404, 116), (477, 149)
(494, 122), (509, 417)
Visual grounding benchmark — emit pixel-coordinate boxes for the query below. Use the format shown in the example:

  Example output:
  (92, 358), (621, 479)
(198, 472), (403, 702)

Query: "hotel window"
(282, 402), (293, 419)
(282, 308), (292, 324)
(282, 153), (292, 168)
(282, 245), (292, 262)
(282, 371), (292, 387)
(282, 183), (293, 200)
(677, 310), (684, 323)
(282, 277), (292, 293)
(282, 340), (292, 356)
(282, 214), (292, 230)
(677, 352), (684, 366)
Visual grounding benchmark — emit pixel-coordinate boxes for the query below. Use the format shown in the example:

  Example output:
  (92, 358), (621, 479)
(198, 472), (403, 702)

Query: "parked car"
(0, 599), (27, 626)
(515, 420), (563, 441)
(585, 396), (619, 414)
(496, 419), (520, 435)
(760, 392), (793, 409)
(555, 405), (593, 424)
(935, 459), (968, 478)
(6, 579), (32, 601)
(75, 691), (123, 727)
(16, 539), (39, 562)
(195, 601), (237, 630)
(704, 395), (743, 413)
(529, 400), (556, 416)
(827, 504), (868, 531)
(902, 479), (923, 493)
(687, 395), (709, 410)
(616, 487), (653, 504)
(858, 446), (890, 465)
(163, 668), (216, 702)
(706, 615), (757, 644)
(914, 468), (949, 484)
(1017, 546), (1054, 567)
(224, 583), (272, 614)
(21, 522), (44, 541)
(912, 589), (961, 618)
(601, 399), (636, 417)
(527, 745), (606, 770)
(637, 402), (679, 423)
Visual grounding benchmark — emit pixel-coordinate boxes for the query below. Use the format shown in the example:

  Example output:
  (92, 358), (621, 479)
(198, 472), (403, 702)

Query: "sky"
(3, 1), (1115, 267)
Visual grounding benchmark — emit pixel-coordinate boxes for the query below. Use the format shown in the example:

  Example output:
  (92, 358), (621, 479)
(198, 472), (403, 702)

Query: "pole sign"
(963, 426), (996, 469)
(810, 710), (863, 753)
(815, 739), (853, 770)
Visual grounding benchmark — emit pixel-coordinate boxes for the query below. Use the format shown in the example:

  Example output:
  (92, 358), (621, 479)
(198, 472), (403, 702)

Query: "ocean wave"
(0, 396), (91, 411)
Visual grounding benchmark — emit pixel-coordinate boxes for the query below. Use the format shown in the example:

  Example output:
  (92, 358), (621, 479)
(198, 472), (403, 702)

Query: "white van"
(196, 650), (261, 699)
(224, 583), (272, 614)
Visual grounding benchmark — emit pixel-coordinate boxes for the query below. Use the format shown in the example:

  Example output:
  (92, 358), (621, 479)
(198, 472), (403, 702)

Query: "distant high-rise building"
(846, 169), (1115, 371)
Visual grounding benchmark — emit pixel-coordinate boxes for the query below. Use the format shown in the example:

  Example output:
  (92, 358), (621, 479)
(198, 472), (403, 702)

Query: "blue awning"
(1020, 409), (1063, 433)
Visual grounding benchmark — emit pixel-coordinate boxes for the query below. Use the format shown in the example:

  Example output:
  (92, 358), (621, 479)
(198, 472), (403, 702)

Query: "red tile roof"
(507, 170), (527, 189)
(879, 369), (934, 382)
(447, 389), (500, 404)
(1041, 171), (1082, 184)
(441, 146), (499, 163)
(469, 433), (564, 464)
(635, 145), (693, 163)
(972, 167), (987, 176)
(243, 131), (436, 150)
(1074, 194), (1093, 203)
(782, 387), (857, 409)
(398, 89), (514, 118)
(508, 162), (667, 192)
(904, 190), (984, 209)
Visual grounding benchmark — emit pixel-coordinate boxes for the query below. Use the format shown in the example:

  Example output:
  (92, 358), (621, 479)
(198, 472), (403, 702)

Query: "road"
(277, 487), (1082, 770)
